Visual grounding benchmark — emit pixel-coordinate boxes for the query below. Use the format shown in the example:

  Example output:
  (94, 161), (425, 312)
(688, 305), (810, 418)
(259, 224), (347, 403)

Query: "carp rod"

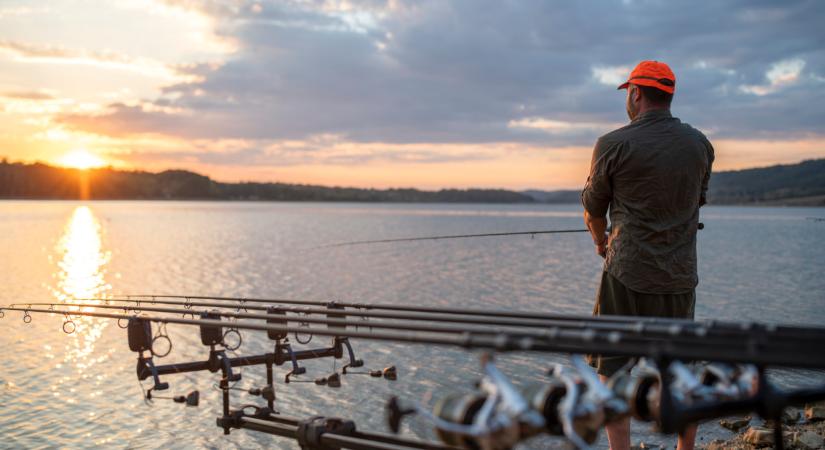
(3, 306), (825, 368)
(4, 306), (824, 450)
(15, 300), (825, 344)
(10, 301), (821, 352)
(315, 228), (588, 249)
(313, 223), (705, 249)
(102, 284), (825, 337)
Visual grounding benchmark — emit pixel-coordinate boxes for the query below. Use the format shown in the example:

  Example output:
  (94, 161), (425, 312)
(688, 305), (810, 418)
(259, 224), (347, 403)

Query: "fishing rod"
(4, 306), (825, 368)
(314, 228), (588, 249)
(101, 287), (817, 337)
(230, 413), (459, 450)
(4, 301), (805, 362)
(14, 301), (825, 346)
(313, 223), (704, 249)
(4, 304), (824, 450)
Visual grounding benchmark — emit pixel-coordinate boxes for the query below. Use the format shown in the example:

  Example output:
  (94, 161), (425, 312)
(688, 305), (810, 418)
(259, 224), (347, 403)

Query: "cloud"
(0, 40), (196, 82)
(1, 90), (55, 100)
(508, 118), (622, 136)
(0, 6), (48, 18)
(592, 66), (631, 87)
(53, 0), (825, 147)
(120, 135), (507, 168)
(740, 58), (807, 95)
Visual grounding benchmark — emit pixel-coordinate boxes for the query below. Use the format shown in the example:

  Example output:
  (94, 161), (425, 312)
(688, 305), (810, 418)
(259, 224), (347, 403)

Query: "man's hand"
(583, 210), (609, 258)
(595, 233), (608, 258)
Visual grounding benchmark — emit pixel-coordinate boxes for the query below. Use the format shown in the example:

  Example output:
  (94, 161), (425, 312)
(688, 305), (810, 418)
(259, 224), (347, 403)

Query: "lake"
(0, 201), (823, 449)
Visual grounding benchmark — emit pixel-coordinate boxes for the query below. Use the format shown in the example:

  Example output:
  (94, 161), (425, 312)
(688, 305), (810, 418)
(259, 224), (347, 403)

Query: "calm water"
(0, 201), (823, 449)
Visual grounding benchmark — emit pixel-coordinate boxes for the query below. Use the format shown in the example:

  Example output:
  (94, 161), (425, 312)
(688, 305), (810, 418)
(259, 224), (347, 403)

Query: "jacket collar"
(632, 108), (672, 123)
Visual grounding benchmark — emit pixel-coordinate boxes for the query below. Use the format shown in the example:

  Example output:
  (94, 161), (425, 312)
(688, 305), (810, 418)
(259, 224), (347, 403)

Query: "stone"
(783, 407), (801, 424)
(743, 426), (774, 447)
(806, 403), (825, 422)
(704, 439), (727, 450)
(795, 431), (825, 449)
(631, 442), (664, 450)
(720, 416), (751, 432)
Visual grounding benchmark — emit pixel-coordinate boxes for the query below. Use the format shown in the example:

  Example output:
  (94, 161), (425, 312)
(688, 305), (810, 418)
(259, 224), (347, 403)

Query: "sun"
(57, 149), (107, 170)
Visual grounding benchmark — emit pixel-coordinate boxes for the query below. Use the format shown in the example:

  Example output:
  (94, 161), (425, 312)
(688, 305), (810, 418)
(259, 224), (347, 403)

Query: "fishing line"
(313, 228), (589, 249)
(312, 223), (703, 249)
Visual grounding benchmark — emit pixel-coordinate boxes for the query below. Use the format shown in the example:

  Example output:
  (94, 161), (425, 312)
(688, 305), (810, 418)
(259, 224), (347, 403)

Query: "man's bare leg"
(677, 424), (697, 450)
(600, 375), (630, 450)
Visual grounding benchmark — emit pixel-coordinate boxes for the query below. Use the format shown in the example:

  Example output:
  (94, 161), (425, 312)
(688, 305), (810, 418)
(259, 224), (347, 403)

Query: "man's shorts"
(586, 271), (695, 377)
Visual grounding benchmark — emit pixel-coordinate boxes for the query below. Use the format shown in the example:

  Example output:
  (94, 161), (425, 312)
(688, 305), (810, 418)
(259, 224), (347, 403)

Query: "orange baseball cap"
(618, 60), (676, 94)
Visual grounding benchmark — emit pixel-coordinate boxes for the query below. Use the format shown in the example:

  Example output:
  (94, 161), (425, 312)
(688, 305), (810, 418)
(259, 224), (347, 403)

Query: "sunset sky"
(1, 0), (823, 189)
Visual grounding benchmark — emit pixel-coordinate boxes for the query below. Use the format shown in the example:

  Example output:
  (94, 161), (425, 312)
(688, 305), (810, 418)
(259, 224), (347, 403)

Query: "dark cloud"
(60, 0), (825, 145)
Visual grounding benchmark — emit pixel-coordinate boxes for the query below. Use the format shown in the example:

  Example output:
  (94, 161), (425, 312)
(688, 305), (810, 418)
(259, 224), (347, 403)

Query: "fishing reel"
(699, 363), (758, 400)
(387, 354), (544, 450)
(668, 360), (757, 405)
(608, 359), (759, 428)
(537, 357), (629, 449)
(607, 359), (661, 422)
(388, 355), (629, 450)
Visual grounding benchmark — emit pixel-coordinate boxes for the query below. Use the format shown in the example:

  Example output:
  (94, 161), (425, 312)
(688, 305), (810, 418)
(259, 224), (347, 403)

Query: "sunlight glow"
(50, 206), (112, 367)
(53, 206), (112, 304)
(57, 149), (107, 170)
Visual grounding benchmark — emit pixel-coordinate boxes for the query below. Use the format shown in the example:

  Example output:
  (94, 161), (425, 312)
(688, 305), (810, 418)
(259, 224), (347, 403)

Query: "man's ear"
(631, 85), (642, 102)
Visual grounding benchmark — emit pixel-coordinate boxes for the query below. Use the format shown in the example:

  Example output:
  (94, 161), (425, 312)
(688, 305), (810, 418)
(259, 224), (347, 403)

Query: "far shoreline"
(1, 198), (824, 208)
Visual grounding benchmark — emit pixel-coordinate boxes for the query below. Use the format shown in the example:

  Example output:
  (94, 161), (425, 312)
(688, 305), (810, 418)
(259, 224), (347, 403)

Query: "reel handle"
(386, 396), (416, 433)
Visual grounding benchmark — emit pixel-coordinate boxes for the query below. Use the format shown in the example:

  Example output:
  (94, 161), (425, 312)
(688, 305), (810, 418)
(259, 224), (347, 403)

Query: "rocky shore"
(701, 403), (825, 450)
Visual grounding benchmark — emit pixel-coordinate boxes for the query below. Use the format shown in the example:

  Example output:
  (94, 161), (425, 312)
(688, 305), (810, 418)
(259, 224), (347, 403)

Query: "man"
(581, 60), (714, 450)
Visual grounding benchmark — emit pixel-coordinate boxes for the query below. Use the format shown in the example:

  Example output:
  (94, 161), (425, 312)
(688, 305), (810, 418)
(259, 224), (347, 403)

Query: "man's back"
(582, 109), (714, 294)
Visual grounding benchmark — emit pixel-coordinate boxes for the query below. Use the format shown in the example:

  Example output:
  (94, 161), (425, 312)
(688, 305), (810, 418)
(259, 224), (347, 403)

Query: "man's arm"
(581, 138), (615, 258)
(699, 140), (715, 207)
(584, 210), (608, 258)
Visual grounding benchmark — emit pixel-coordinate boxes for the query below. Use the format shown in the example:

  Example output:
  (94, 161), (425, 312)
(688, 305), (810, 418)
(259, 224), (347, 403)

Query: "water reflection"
(49, 206), (112, 368)
(52, 206), (111, 304)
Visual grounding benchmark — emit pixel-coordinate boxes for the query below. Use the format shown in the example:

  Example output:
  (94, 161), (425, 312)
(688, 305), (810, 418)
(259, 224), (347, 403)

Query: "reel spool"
(520, 381), (568, 436)
(608, 370), (660, 422)
(430, 393), (522, 450)
(432, 394), (487, 449)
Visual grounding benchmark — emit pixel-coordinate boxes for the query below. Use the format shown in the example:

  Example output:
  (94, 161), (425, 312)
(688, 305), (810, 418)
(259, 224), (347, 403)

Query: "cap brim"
(616, 80), (674, 94)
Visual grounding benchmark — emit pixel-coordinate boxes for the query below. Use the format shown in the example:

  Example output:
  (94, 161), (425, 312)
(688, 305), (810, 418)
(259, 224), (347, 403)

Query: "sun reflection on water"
(53, 206), (111, 304)
(49, 206), (113, 369)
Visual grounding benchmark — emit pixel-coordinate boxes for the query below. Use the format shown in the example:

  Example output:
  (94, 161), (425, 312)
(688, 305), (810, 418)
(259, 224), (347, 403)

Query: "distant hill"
(522, 159), (825, 206)
(0, 160), (533, 203)
(521, 189), (580, 203)
(1, 158), (823, 205)
(706, 159), (825, 205)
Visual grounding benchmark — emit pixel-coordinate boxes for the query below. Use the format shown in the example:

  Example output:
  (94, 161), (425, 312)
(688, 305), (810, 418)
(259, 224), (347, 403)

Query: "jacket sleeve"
(699, 140), (715, 207)
(581, 138), (616, 218)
